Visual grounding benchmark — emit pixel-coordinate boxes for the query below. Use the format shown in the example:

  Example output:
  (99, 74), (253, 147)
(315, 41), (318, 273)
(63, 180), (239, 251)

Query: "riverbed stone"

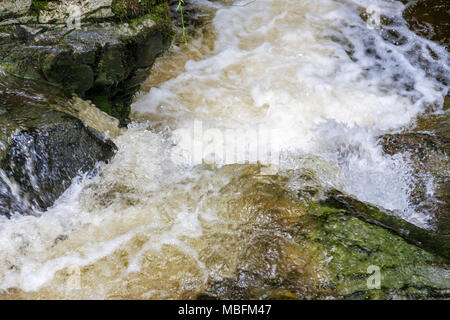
(197, 167), (450, 300)
(0, 0), (173, 125)
(0, 77), (117, 217)
(378, 111), (450, 235)
(0, 0), (32, 19)
(196, 165), (449, 300)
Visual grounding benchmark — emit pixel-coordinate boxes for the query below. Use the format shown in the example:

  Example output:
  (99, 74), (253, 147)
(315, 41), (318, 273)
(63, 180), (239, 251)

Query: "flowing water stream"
(0, 0), (448, 299)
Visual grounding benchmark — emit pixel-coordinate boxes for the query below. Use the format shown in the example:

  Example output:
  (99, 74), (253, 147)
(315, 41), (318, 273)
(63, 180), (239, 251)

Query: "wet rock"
(0, 0), (31, 19)
(379, 130), (450, 235)
(403, 0), (449, 51)
(0, 0), (173, 125)
(52, 95), (123, 139)
(0, 77), (117, 217)
(322, 190), (450, 261)
(197, 164), (449, 300)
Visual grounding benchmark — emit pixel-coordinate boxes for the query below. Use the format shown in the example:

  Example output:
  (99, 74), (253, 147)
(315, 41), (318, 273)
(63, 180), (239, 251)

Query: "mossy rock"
(403, 0), (450, 51)
(0, 76), (117, 217)
(195, 164), (449, 300)
(0, 1), (173, 126)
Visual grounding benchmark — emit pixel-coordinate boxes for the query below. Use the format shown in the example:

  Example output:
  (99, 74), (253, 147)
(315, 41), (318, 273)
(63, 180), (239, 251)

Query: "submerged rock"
(0, 77), (117, 217)
(414, 98), (450, 139)
(196, 164), (449, 300)
(403, 0), (449, 51)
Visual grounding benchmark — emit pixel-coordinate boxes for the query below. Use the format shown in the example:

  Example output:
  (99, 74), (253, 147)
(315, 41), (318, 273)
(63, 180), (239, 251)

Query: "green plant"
(31, 0), (49, 11)
(176, 0), (188, 45)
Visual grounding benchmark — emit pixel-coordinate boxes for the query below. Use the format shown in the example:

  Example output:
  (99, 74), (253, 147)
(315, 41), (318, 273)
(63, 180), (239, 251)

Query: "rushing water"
(0, 0), (449, 298)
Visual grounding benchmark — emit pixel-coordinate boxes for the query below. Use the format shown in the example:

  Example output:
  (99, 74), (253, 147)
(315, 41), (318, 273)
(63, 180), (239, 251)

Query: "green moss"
(194, 166), (450, 300)
(31, 0), (49, 15)
(57, 31), (74, 49)
(323, 191), (450, 260)
(1, 1), (173, 127)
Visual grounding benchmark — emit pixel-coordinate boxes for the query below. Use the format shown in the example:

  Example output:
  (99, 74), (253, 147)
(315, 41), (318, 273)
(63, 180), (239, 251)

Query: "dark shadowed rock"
(403, 0), (450, 51)
(0, 77), (117, 217)
(0, 0), (173, 125)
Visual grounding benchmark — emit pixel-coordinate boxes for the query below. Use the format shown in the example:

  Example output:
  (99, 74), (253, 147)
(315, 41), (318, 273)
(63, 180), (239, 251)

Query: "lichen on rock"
(0, 0), (174, 125)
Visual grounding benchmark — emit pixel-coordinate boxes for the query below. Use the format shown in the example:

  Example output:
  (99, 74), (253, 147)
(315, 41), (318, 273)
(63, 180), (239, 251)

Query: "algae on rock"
(0, 76), (117, 217)
(195, 164), (449, 300)
(0, 0), (174, 125)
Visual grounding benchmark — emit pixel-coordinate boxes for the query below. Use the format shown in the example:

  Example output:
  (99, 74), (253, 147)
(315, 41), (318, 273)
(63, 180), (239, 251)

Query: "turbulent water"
(0, 0), (449, 298)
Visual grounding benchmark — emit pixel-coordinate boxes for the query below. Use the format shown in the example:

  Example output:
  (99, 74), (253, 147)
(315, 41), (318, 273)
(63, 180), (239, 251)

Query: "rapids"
(0, 0), (448, 298)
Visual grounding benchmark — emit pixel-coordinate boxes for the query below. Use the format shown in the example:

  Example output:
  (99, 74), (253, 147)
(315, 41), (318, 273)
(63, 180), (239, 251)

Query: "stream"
(0, 0), (448, 299)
